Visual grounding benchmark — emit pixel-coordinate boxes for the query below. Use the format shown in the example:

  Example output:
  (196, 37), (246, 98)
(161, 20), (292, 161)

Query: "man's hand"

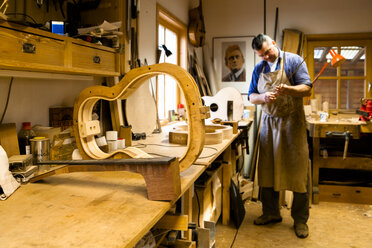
(275, 83), (312, 97)
(262, 92), (277, 103)
(275, 83), (288, 96)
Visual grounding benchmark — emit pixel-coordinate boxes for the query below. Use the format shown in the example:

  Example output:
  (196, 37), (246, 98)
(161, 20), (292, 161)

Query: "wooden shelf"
(0, 21), (120, 76)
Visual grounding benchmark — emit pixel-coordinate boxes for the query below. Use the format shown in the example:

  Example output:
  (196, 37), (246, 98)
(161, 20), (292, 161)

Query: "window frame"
(304, 33), (372, 110)
(156, 4), (187, 120)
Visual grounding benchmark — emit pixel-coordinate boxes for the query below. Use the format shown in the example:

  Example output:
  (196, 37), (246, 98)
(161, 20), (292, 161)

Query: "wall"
(203, 0), (372, 95)
(0, 0), (191, 133)
(202, 0), (372, 177)
(137, 0), (191, 65)
(0, 74), (101, 132)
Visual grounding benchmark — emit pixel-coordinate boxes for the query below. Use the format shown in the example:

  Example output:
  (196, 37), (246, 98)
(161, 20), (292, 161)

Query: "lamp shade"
(329, 49), (346, 67)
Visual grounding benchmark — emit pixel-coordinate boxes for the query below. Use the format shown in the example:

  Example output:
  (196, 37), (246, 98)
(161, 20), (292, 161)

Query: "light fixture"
(312, 49), (346, 84)
(156, 44), (173, 63)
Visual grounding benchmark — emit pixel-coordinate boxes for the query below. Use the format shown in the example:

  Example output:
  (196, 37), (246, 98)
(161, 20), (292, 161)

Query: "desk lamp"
(312, 49), (346, 84)
(156, 45), (173, 63)
(306, 49), (345, 105)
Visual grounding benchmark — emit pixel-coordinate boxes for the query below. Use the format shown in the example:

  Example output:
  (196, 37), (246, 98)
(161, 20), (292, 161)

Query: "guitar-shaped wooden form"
(202, 87), (244, 121)
(31, 63), (210, 201)
(188, 0), (206, 47)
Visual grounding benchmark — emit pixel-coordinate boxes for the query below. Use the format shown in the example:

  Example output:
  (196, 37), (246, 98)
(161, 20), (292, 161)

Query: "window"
(306, 34), (372, 110)
(156, 5), (187, 120)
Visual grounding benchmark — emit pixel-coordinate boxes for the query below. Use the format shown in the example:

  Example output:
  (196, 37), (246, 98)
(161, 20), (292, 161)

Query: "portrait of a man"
(222, 43), (246, 82)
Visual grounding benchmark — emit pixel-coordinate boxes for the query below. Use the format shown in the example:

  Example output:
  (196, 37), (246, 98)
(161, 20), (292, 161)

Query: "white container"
(106, 131), (118, 141)
(107, 140), (118, 153)
(117, 139), (125, 149)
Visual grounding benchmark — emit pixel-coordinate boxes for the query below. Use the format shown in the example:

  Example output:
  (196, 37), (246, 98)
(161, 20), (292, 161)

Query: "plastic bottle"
(18, 122), (36, 155)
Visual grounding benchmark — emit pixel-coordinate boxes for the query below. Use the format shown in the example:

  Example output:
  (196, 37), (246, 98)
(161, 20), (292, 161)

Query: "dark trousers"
(260, 187), (309, 224)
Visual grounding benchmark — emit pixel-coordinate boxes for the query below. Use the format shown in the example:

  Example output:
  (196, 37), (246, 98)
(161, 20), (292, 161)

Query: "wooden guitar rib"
(73, 63), (210, 172)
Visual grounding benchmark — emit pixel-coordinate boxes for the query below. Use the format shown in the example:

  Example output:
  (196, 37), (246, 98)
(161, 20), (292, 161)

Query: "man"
(222, 45), (246, 82)
(248, 34), (312, 239)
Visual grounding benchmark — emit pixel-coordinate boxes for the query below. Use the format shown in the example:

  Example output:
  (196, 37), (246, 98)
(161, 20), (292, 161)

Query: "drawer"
(308, 123), (360, 138)
(71, 43), (117, 73)
(0, 27), (65, 67)
(319, 185), (372, 204)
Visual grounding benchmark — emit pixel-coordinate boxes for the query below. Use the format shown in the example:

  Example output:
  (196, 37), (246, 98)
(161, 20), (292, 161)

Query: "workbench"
(0, 121), (248, 248)
(307, 114), (372, 205)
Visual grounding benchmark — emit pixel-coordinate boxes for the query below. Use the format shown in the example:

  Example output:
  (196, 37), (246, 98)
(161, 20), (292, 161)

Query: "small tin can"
(30, 137), (50, 171)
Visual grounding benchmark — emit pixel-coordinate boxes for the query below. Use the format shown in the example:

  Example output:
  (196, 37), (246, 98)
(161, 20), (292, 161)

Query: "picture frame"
(212, 36), (256, 85)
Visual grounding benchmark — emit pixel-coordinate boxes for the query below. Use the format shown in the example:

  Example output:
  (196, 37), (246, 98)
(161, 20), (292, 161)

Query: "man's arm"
(275, 83), (311, 97)
(249, 92), (277, 104)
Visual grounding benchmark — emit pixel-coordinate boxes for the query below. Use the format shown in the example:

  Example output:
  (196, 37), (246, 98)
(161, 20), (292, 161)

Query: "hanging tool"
(326, 131), (352, 160)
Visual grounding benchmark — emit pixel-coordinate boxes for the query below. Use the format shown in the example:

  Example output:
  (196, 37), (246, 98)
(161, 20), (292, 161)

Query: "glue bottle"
(18, 122), (36, 155)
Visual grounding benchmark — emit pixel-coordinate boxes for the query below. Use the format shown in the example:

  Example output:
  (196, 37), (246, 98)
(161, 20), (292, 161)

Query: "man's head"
(224, 45), (245, 73)
(252, 34), (279, 63)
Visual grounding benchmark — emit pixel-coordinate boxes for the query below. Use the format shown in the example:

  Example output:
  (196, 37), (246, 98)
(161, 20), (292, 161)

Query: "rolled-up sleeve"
(248, 64), (261, 99)
(286, 54), (312, 88)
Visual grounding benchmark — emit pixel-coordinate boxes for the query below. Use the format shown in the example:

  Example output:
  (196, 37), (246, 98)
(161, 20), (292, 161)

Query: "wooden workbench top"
(0, 165), (206, 248)
(134, 121), (246, 166)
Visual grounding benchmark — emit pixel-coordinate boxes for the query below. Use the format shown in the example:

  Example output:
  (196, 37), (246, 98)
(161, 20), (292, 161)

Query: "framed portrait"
(212, 36), (256, 85)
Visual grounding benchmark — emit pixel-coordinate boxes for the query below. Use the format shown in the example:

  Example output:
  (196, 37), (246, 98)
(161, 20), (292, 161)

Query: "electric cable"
(229, 226), (239, 248)
(5, 13), (38, 24)
(0, 77), (13, 124)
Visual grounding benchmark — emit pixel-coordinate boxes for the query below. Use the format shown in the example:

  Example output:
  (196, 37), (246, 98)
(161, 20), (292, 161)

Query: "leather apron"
(257, 53), (309, 193)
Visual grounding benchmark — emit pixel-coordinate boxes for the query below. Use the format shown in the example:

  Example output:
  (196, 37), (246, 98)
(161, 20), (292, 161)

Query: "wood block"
(0, 123), (20, 157)
(175, 239), (193, 248)
(49, 107), (73, 131)
(221, 121), (238, 134)
(155, 214), (189, 231)
(119, 125), (132, 146)
(30, 157), (181, 201)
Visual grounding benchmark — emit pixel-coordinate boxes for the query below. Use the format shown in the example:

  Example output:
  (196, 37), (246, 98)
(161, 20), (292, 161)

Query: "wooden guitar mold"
(31, 63), (209, 201)
(73, 63), (210, 172)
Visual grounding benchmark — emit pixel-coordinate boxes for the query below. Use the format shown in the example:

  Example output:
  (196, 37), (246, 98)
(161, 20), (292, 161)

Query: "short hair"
(224, 45), (244, 65)
(251, 34), (273, 50)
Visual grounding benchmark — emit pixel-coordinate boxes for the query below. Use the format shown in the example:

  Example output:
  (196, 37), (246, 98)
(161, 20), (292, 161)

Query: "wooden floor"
(215, 200), (372, 248)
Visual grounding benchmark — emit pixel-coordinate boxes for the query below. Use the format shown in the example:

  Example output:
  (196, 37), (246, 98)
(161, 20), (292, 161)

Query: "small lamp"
(312, 49), (346, 84)
(162, 45), (172, 57)
(156, 45), (172, 63)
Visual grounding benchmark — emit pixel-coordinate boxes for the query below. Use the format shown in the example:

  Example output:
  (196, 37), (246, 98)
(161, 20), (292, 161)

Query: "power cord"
(0, 77), (13, 124)
(230, 227), (239, 248)
(5, 13), (38, 24)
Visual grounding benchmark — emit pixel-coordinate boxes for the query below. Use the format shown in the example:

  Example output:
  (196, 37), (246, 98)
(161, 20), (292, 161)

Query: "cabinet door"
(71, 43), (118, 74)
(0, 26), (65, 69)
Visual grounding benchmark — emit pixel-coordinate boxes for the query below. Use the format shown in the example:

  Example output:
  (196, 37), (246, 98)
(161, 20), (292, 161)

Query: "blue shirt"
(248, 48), (312, 98)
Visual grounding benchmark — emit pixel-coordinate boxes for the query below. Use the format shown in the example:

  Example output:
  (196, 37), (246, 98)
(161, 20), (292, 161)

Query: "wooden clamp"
(30, 157), (181, 201)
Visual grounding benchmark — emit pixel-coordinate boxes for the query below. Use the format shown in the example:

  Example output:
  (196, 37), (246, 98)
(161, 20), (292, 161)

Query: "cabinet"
(307, 117), (372, 205)
(0, 21), (120, 76)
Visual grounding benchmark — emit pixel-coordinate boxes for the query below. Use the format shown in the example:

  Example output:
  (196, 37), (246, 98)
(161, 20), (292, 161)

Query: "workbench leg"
(312, 137), (320, 204)
(222, 146), (232, 225)
(182, 188), (193, 240)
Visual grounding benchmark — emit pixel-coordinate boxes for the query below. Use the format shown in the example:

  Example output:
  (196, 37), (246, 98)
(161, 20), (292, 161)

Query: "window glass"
(158, 25), (178, 120)
(340, 46), (365, 77)
(313, 79), (338, 109)
(340, 79), (364, 109)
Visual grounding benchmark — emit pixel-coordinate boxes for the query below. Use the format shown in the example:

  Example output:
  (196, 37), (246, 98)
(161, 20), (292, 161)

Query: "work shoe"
(294, 223), (309, 239)
(253, 215), (282, 225)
